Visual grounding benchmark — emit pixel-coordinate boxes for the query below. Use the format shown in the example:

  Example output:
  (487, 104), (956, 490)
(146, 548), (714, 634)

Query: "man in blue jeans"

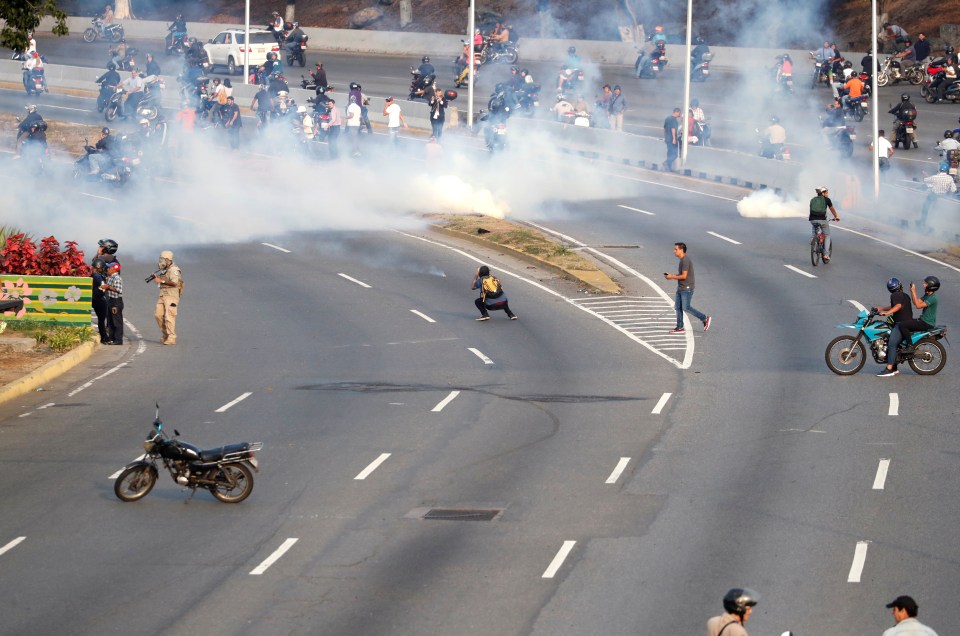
(664, 242), (711, 334)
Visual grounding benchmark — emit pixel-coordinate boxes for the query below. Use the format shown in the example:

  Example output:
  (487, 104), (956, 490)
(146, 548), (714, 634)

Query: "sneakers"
(510, 315), (518, 320)
(669, 328), (685, 334)
(703, 316), (712, 332)
(877, 368), (899, 377)
(476, 316), (490, 321)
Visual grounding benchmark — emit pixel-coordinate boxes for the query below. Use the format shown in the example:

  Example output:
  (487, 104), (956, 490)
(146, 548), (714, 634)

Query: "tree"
(0, 0), (68, 53)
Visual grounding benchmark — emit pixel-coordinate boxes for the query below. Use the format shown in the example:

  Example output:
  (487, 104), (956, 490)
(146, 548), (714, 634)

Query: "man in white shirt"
(382, 96), (408, 145)
(870, 129), (894, 170)
(883, 595), (938, 636)
(346, 95), (362, 157)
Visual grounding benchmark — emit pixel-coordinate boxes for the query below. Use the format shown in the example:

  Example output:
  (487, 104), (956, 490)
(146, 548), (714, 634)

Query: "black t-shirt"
(890, 290), (912, 323)
(809, 196), (833, 221)
(664, 115), (678, 143)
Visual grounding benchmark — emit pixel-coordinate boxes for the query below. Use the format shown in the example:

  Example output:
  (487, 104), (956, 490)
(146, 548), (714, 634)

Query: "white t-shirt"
(385, 102), (402, 128)
(875, 135), (893, 158)
(346, 102), (362, 127)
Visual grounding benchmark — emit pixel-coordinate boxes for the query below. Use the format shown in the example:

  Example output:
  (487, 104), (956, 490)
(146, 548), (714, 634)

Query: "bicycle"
(810, 220), (832, 266)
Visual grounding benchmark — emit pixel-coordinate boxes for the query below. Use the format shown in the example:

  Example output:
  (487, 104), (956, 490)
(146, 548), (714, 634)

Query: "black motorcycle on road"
(114, 407), (262, 503)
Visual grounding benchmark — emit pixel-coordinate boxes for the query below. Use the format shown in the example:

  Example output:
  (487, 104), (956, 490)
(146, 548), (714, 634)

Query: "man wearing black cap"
(884, 595), (938, 635)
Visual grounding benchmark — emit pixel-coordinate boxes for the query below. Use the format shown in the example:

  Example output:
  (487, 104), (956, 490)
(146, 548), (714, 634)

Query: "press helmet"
(422, 56), (430, 64)
(887, 277), (902, 292)
(923, 276), (941, 292)
(901, 93), (909, 102)
(722, 588), (759, 618)
(98, 238), (119, 254)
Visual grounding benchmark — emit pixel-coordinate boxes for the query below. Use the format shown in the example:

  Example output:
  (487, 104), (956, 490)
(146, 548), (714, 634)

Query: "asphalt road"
(1, 34), (960, 636)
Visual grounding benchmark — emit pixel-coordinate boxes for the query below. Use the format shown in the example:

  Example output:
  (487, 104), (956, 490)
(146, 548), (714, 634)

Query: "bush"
(0, 234), (90, 276)
(5, 320), (93, 352)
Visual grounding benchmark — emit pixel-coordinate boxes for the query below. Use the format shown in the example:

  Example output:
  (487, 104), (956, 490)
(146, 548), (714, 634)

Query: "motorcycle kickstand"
(183, 486), (199, 504)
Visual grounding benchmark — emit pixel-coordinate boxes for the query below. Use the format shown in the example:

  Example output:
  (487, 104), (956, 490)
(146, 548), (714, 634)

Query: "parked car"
(203, 29), (280, 75)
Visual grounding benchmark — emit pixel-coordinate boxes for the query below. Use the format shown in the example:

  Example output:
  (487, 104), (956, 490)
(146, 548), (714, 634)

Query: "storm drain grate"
(421, 508), (503, 522)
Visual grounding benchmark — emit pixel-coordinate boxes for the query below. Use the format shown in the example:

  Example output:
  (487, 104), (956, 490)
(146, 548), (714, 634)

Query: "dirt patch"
(0, 335), (64, 388)
(0, 112), (100, 158)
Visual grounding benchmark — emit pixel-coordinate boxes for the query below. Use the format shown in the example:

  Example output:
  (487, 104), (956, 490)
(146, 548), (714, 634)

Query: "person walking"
(472, 265), (517, 321)
(151, 250), (182, 346)
(223, 96), (241, 150)
(101, 262), (124, 345)
(608, 84), (626, 131)
(663, 107), (681, 171)
(664, 242), (711, 333)
(918, 166), (957, 228)
(883, 595), (938, 635)
(383, 96), (408, 145)
(870, 129), (894, 171)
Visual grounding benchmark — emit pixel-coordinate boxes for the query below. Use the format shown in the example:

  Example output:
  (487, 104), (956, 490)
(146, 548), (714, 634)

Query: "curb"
(430, 225), (621, 294)
(0, 340), (98, 406)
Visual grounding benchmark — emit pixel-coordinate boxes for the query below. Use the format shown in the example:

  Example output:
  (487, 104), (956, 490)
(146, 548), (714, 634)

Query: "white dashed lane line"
(18, 403), (55, 418)
(706, 231), (742, 245)
(249, 538), (299, 575)
(262, 243), (291, 253)
(542, 540), (577, 579)
(431, 391), (460, 412)
(784, 264), (817, 279)
(617, 204), (655, 216)
(468, 348), (494, 365)
(354, 453), (391, 480)
(215, 392), (252, 413)
(872, 459), (891, 490)
(410, 309), (436, 323)
(605, 458), (631, 484)
(338, 273), (372, 288)
(651, 392), (672, 414)
(888, 393), (899, 416)
(0, 536), (26, 558)
(847, 541), (870, 582)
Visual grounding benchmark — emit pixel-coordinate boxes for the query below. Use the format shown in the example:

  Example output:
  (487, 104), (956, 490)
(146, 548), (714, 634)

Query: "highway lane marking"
(618, 204), (655, 216)
(707, 231), (742, 245)
(833, 226), (960, 274)
(338, 273), (372, 288)
(873, 459), (891, 490)
(542, 540), (576, 578)
(848, 299), (868, 312)
(651, 392), (672, 414)
(609, 173), (740, 202)
(262, 242), (291, 253)
(784, 264), (817, 279)
(354, 453), (391, 480)
(431, 390), (461, 412)
(249, 538), (299, 575)
(888, 393), (899, 416)
(0, 536), (26, 557)
(108, 454), (146, 479)
(410, 309), (436, 323)
(467, 348), (494, 365)
(215, 392), (253, 413)
(18, 402), (55, 418)
(847, 541), (870, 582)
(605, 458), (631, 484)
(81, 192), (115, 201)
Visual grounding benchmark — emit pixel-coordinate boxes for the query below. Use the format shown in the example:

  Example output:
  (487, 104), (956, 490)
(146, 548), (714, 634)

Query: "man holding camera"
(149, 250), (182, 346)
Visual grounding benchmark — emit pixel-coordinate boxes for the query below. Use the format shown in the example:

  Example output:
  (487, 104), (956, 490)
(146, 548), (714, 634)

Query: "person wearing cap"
(101, 262), (124, 345)
(382, 96), (408, 146)
(223, 96), (241, 149)
(152, 250), (182, 346)
(884, 595), (938, 635)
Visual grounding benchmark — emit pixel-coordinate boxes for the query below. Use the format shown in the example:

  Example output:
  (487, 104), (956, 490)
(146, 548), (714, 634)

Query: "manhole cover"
(419, 508), (503, 521)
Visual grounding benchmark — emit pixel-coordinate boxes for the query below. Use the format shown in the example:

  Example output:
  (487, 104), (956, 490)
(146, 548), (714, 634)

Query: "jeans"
(107, 296), (124, 343)
(476, 297), (515, 318)
(675, 289), (706, 329)
(886, 323), (903, 366)
(811, 220), (831, 255)
(919, 192), (939, 227)
(388, 126), (400, 145)
(665, 141), (678, 170)
(431, 118), (444, 139)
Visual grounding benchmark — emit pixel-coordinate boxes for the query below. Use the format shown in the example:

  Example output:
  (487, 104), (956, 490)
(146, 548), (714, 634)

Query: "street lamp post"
(467, 0), (476, 129)
(680, 0), (693, 165)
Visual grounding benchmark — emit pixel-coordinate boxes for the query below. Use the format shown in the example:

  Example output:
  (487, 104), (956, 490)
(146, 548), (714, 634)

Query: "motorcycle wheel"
(854, 106), (864, 122)
(297, 53), (305, 67)
(908, 68), (925, 85)
(825, 335), (867, 375)
(105, 105), (118, 122)
(908, 338), (947, 375)
(842, 141), (853, 158)
(810, 238), (820, 266)
(479, 50), (489, 66)
(82, 28), (97, 43)
(503, 49), (518, 65)
(877, 71), (889, 87)
(924, 90), (937, 104)
(110, 28), (124, 43)
(114, 465), (157, 502)
(209, 463), (254, 503)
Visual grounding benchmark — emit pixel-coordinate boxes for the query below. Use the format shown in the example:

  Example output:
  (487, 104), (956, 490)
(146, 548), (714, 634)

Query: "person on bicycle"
(809, 186), (840, 262)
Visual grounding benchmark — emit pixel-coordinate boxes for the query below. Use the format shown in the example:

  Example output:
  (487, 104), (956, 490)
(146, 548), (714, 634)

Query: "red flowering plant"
(0, 234), (90, 276)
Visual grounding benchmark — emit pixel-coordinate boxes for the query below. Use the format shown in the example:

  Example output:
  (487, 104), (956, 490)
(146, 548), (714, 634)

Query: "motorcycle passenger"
(268, 70), (288, 96)
(760, 116), (786, 158)
(933, 55), (958, 103)
(417, 55), (435, 78)
(809, 187), (840, 262)
(876, 277), (913, 377)
(166, 14), (187, 51)
(706, 588), (758, 636)
(311, 84), (332, 113)
(268, 11), (284, 43)
(263, 51), (279, 77)
(311, 62), (328, 90)
(185, 37), (206, 67)
(22, 51), (47, 93)
(15, 105), (46, 159)
(938, 129), (960, 157)
(841, 70), (865, 108)
(120, 69), (144, 118)
(284, 22), (306, 56)
(894, 277), (941, 357)
(145, 52), (161, 77)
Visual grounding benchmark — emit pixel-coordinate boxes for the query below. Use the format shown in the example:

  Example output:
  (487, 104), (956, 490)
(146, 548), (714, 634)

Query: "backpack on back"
(810, 195), (828, 216)
(481, 275), (502, 300)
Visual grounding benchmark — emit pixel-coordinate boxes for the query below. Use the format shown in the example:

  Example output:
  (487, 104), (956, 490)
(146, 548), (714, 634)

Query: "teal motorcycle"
(825, 309), (948, 375)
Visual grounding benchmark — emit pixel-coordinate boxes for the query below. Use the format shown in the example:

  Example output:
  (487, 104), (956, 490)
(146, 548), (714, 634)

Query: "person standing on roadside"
(151, 250), (182, 346)
(223, 96), (241, 149)
(346, 94), (362, 157)
(383, 96), (408, 145)
(326, 98), (341, 159)
(665, 242), (711, 334)
(663, 107), (681, 171)
(608, 84), (626, 131)
(91, 258), (109, 344)
(870, 129), (894, 171)
(101, 262), (124, 345)
(428, 85), (447, 139)
(883, 595), (938, 635)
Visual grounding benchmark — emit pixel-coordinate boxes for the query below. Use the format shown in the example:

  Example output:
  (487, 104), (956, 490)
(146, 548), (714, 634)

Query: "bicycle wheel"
(810, 238), (820, 266)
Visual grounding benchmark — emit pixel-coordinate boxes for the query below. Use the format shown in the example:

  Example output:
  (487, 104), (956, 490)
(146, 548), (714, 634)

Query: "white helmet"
(297, 105), (306, 113)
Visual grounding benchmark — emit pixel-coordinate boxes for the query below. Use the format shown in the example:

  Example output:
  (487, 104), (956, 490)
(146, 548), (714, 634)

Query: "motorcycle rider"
(120, 69), (144, 118)
(96, 62), (121, 108)
(263, 51), (279, 77)
(284, 21), (306, 57)
(932, 54), (958, 103)
(185, 37), (207, 68)
(889, 92), (918, 148)
(144, 53), (161, 78)
(760, 116), (786, 158)
(651, 24), (667, 47)
(706, 588), (759, 636)
(166, 14), (187, 51)
(692, 35), (710, 66)
(310, 61), (328, 90)
(775, 53), (793, 90)
(89, 126), (118, 175)
(22, 50), (47, 93)
(841, 70), (865, 109)
(109, 38), (128, 68)
(490, 21), (511, 53)
(876, 277), (913, 377)
(821, 97), (845, 128)
(417, 55), (436, 78)
(14, 105), (46, 159)
(268, 70), (289, 96)
(809, 186), (840, 262)
(892, 38), (918, 72)
(688, 98), (709, 144)
(937, 129), (960, 157)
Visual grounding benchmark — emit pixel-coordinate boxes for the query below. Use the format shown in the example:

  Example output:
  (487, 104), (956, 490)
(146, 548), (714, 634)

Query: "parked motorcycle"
(286, 36), (307, 67)
(876, 56), (924, 87)
(114, 406), (262, 503)
(82, 16), (124, 43)
(825, 309), (948, 376)
(408, 68), (436, 100)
